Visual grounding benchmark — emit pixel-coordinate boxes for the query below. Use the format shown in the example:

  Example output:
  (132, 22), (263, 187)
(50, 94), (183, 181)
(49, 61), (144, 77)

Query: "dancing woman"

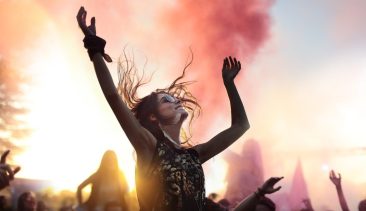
(76, 6), (282, 211)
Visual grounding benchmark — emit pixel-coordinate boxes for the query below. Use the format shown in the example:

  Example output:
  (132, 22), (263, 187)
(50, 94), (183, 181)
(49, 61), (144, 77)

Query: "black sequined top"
(136, 135), (205, 211)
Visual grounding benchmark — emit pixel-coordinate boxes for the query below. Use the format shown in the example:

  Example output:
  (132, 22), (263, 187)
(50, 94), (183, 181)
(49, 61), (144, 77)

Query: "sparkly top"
(136, 136), (205, 211)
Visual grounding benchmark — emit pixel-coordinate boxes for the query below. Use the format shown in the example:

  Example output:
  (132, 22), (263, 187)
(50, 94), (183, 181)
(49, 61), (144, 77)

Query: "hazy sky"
(1, 0), (366, 210)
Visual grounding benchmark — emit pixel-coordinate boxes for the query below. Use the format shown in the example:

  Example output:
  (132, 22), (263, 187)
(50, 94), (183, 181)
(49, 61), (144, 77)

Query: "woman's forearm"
(92, 53), (118, 97)
(224, 80), (249, 129)
(336, 186), (350, 211)
(90, 53), (157, 153)
(233, 193), (259, 211)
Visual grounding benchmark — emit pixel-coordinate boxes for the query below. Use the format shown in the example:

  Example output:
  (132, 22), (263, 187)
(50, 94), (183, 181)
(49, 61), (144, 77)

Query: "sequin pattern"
(139, 137), (205, 211)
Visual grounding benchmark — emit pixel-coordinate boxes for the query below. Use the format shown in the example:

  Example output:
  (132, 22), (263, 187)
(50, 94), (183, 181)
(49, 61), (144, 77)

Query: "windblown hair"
(116, 49), (200, 145)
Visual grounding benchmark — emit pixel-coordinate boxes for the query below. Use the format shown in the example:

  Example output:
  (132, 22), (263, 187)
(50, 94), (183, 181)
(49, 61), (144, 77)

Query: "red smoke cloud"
(0, 0), (273, 143)
(158, 0), (273, 140)
(161, 0), (273, 57)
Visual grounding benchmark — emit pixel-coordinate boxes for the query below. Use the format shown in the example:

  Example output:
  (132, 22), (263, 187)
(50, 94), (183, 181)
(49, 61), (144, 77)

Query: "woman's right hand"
(76, 6), (96, 36)
(259, 176), (283, 195)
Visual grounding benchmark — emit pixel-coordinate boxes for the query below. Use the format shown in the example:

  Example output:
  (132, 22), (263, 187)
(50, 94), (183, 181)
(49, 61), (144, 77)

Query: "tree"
(0, 57), (30, 153)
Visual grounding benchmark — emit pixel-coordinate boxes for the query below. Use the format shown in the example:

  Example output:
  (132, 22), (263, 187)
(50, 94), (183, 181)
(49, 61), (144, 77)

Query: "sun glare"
(204, 157), (228, 196)
(14, 21), (137, 193)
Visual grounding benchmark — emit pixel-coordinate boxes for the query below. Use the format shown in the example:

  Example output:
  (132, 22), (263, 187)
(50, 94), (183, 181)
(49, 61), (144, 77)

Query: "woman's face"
(155, 93), (188, 125)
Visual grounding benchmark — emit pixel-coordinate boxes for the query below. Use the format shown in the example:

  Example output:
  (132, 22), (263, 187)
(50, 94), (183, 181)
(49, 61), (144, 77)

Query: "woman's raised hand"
(76, 6), (96, 36)
(0, 150), (20, 190)
(329, 170), (342, 188)
(259, 176), (283, 195)
(222, 56), (241, 84)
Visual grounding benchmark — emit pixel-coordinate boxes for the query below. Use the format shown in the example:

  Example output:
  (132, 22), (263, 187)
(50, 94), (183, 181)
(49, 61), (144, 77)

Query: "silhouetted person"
(358, 199), (366, 211)
(17, 192), (37, 211)
(76, 150), (129, 211)
(36, 201), (47, 211)
(0, 195), (12, 211)
(224, 139), (264, 205)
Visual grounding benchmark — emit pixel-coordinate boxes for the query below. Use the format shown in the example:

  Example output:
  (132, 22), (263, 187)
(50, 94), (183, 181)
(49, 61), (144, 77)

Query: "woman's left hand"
(222, 56), (241, 84)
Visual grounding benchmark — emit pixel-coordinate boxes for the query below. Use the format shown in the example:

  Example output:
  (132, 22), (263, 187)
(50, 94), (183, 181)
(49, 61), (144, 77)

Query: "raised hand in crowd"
(0, 150), (20, 190)
(234, 177), (283, 211)
(329, 170), (350, 211)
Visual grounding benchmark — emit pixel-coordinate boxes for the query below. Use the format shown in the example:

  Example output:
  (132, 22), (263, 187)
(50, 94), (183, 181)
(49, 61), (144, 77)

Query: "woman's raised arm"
(193, 56), (249, 163)
(76, 7), (156, 157)
(329, 170), (350, 211)
(234, 177), (283, 211)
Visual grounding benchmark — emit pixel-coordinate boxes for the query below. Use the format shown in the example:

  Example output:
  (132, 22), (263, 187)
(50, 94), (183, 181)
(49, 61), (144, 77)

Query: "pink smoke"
(158, 0), (274, 140)
(289, 159), (309, 210)
(328, 0), (366, 45)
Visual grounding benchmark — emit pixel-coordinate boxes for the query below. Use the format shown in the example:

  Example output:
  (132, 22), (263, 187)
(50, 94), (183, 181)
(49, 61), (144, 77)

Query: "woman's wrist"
(223, 79), (235, 87)
(254, 187), (265, 198)
(83, 35), (112, 62)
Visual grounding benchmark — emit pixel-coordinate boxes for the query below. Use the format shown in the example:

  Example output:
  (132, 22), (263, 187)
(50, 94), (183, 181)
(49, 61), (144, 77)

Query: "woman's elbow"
(235, 121), (250, 135)
(243, 122), (250, 132)
(77, 186), (82, 192)
(242, 115), (250, 130)
(233, 116), (250, 131)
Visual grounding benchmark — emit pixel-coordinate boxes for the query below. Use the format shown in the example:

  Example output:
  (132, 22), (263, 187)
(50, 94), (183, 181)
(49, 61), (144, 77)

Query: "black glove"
(83, 35), (112, 62)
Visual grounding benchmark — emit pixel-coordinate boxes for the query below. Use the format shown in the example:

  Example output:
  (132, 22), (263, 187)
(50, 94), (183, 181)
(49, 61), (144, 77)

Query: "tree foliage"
(0, 57), (31, 152)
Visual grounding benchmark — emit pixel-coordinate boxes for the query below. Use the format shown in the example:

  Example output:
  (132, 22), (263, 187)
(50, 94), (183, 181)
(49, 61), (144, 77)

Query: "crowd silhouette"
(76, 150), (129, 211)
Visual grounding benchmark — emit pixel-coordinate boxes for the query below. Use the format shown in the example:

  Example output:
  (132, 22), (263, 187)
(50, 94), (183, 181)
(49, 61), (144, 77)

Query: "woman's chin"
(180, 111), (189, 121)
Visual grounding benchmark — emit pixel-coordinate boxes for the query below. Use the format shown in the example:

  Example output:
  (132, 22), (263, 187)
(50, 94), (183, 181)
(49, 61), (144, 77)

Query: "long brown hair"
(116, 49), (201, 145)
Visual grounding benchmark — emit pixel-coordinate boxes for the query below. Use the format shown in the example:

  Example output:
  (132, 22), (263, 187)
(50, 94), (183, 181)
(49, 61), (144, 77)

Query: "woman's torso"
(136, 136), (205, 211)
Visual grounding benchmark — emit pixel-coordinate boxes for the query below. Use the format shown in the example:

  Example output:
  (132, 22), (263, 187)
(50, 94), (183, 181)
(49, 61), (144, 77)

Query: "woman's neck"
(160, 124), (181, 145)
